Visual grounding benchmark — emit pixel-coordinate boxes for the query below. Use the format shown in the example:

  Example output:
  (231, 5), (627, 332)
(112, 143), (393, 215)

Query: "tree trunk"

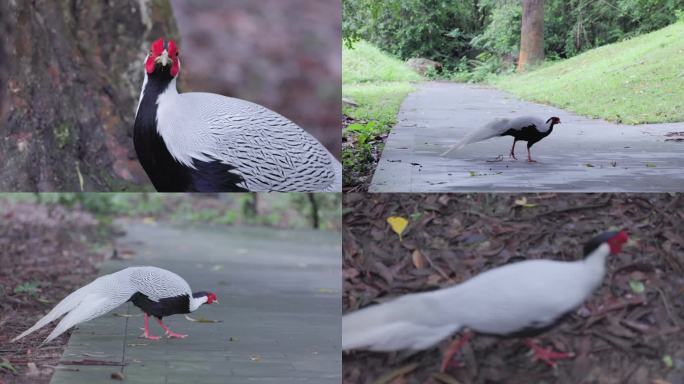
(517, 0), (545, 72)
(308, 193), (320, 229)
(0, 1), (8, 121)
(0, 0), (178, 191)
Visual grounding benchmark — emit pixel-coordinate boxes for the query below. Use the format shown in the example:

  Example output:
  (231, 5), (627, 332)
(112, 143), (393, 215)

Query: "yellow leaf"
(387, 216), (409, 241)
(514, 197), (536, 208)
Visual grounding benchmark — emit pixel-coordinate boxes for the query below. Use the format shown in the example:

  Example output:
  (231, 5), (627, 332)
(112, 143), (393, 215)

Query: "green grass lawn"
(494, 22), (684, 124)
(342, 41), (421, 190)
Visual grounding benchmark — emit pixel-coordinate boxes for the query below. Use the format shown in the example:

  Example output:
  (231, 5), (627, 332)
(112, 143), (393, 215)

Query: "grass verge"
(494, 22), (684, 124)
(342, 41), (422, 192)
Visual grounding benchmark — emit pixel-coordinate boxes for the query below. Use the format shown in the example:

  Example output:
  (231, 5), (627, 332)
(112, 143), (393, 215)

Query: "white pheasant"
(343, 230), (628, 369)
(441, 116), (560, 162)
(133, 38), (341, 192)
(12, 266), (217, 344)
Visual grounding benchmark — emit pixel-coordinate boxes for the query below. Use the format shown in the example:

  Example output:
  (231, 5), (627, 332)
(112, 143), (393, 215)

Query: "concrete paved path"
(50, 220), (341, 384)
(370, 82), (684, 192)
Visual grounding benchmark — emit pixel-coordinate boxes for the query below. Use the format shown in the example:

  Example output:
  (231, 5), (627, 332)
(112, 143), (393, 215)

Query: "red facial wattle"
(206, 292), (217, 304)
(608, 230), (629, 254)
(144, 38), (180, 77)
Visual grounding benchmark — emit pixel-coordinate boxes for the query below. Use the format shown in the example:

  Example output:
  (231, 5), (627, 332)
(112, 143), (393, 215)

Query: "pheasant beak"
(155, 49), (171, 67)
(213, 299), (219, 304)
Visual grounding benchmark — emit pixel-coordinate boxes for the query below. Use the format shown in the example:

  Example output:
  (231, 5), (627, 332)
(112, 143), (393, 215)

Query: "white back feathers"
(153, 78), (342, 192)
(342, 243), (611, 352)
(441, 116), (552, 156)
(12, 266), (194, 345)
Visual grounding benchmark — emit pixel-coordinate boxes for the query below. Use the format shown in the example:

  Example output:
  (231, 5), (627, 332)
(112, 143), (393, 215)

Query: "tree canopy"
(344, 0), (684, 74)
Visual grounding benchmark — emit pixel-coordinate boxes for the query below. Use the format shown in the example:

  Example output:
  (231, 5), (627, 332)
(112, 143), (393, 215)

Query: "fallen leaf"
(229, 336), (238, 342)
(629, 280), (645, 293)
(585, 163), (595, 167)
(411, 249), (427, 269)
(514, 197), (536, 208)
(142, 217), (156, 224)
(373, 363), (418, 384)
(387, 216), (409, 241)
(250, 354), (262, 362)
(26, 362), (40, 377)
(432, 372), (463, 384)
(184, 315), (222, 323)
(663, 354), (673, 368)
(646, 162), (657, 168)
(111, 371), (125, 381)
(0, 357), (17, 374)
(113, 313), (139, 318)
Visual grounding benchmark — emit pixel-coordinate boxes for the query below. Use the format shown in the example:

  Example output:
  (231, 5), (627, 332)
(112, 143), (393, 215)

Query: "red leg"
(525, 339), (574, 367)
(440, 330), (472, 372)
(156, 318), (188, 339)
(527, 147), (537, 163)
(139, 313), (161, 340)
(509, 140), (518, 160)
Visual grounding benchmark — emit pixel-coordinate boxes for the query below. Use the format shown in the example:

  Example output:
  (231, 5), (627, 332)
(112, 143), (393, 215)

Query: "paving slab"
(50, 220), (341, 384)
(370, 82), (684, 192)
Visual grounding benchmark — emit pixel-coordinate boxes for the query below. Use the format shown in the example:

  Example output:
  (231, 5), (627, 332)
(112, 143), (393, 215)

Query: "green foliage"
(344, 0), (483, 69)
(13, 281), (42, 297)
(344, 0), (684, 80)
(495, 22), (684, 124)
(0, 358), (17, 375)
(55, 122), (71, 149)
(0, 194), (341, 230)
(343, 41), (422, 83)
(342, 41), (419, 187)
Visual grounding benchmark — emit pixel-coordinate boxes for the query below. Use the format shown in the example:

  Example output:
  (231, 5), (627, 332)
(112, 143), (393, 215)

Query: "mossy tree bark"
(0, 0), (178, 191)
(517, 0), (545, 72)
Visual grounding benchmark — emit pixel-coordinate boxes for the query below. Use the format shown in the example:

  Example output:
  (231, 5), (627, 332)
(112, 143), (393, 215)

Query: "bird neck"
(189, 295), (207, 312)
(582, 243), (610, 282)
(133, 73), (190, 191)
(545, 121), (556, 134)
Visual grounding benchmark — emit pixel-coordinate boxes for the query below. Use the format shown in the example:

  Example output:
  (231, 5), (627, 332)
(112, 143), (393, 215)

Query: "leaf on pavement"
(111, 371), (125, 381)
(113, 313), (139, 318)
(184, 315), (222, 323)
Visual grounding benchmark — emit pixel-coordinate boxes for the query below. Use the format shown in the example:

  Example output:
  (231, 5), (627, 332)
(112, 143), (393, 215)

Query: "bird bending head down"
(11, 266), (217, 345)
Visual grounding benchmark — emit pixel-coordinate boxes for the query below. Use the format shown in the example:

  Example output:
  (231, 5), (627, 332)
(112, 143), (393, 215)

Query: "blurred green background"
(0, 193), (341, 230)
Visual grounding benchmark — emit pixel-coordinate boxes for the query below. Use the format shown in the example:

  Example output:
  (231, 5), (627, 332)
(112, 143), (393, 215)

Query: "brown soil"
(343, 193), (684, 384)
(0, 203), (110, 384)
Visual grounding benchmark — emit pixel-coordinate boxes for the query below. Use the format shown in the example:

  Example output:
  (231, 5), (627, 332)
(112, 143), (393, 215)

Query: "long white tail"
(441, 118), (510, 156)
(12, 275), (129, 344)
(342, 293), (460, 352)
(11, 280), (98, 342)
